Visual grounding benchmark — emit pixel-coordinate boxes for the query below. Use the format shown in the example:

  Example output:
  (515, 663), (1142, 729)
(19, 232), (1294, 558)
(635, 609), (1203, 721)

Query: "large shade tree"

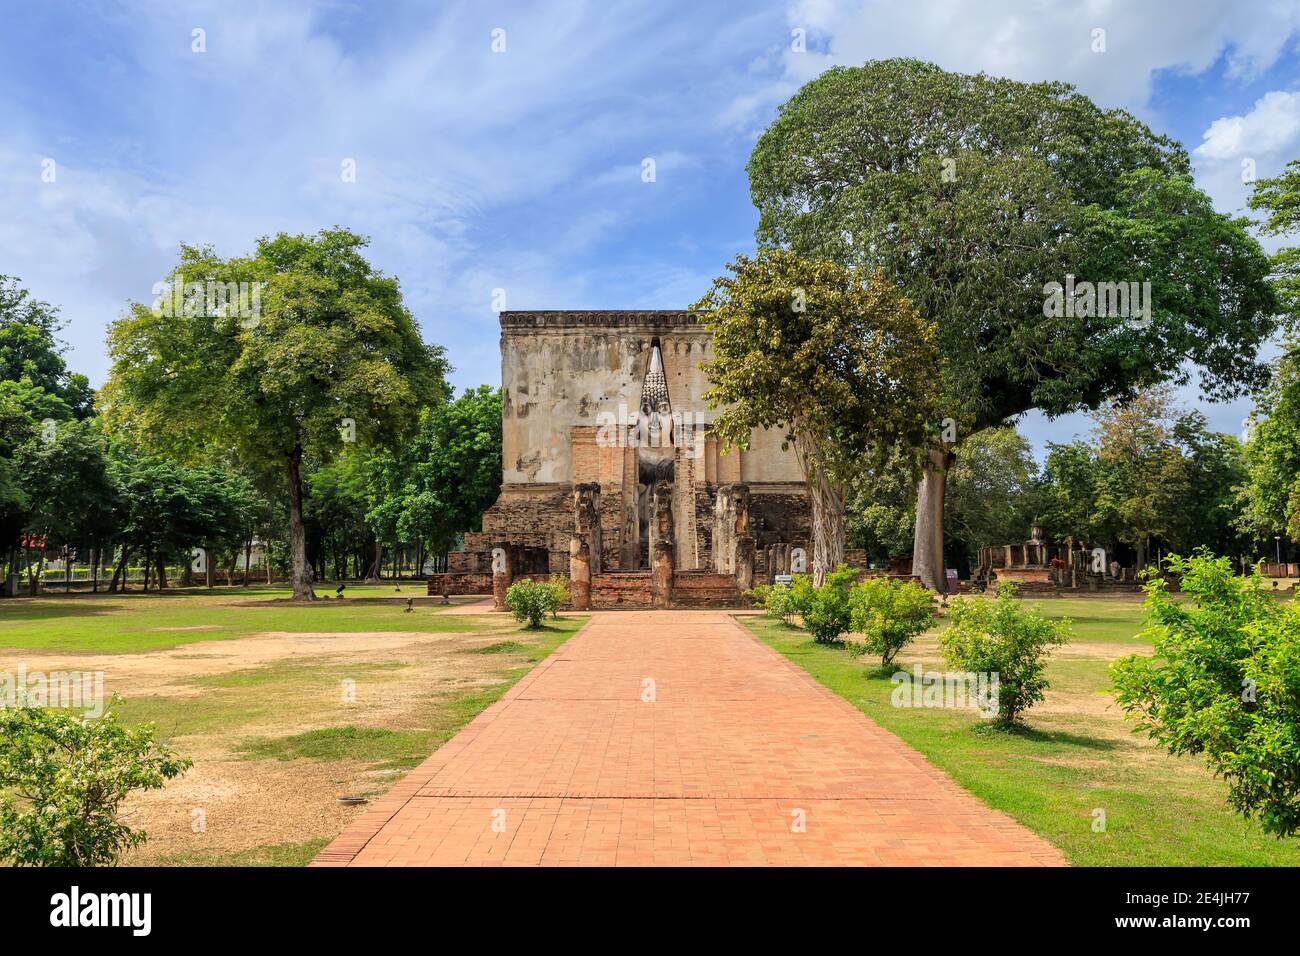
(748, 59), (1279, 590)
(104, 229), (449, 599)
(693, 250), (938, 583)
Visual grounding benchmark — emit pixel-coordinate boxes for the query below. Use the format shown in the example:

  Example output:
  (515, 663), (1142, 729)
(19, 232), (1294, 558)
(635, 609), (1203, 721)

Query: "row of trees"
(843, 390), (1286, 576)
(0, 231), (503, 598)
(696, 59), (1294, 586)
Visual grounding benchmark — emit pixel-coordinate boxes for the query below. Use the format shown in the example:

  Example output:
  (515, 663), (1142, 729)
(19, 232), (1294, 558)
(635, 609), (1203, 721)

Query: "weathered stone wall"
(500, 311), (804, 486)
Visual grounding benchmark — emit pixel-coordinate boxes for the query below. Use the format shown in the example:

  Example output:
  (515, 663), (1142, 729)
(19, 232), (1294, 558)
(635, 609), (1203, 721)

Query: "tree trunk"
(286, 445), (316, 600)
(794, 431), (846, 587)
(155, 556), (168, 589)
(243, 536), (251, 587)
(366, 539), (382, 583)
(27, 548), (41, 596)
(65, 551), (72, 593)
(142, 549), (151, 592)
(91, 548), (99, 593)
(110, 546), (129, 592)
(912, 447), (955, 593)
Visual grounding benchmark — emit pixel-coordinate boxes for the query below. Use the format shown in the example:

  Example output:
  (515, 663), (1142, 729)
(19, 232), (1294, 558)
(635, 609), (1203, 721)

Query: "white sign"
(774, 574), (793, 586)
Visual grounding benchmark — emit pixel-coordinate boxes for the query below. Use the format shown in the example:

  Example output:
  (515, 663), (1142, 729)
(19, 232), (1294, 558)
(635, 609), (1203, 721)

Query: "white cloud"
(1192, 90), (1300, 230)
(722, 0), (1300, 128)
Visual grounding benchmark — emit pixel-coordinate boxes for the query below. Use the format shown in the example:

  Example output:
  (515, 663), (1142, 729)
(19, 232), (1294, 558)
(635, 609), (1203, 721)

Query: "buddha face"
(634, 400), (674, 449)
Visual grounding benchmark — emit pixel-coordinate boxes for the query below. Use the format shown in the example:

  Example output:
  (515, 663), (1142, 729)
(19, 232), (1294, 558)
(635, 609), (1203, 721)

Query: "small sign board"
(774, 574), (793, 586)
(946, 568), (959, 588)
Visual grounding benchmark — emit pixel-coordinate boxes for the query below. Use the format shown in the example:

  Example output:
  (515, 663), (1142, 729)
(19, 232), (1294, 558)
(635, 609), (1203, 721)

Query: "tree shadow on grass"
(972, 721), (1118, 751)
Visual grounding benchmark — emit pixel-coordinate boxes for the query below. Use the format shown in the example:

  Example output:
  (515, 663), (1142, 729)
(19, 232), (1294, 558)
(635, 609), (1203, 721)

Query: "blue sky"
(3, 0), (1299, 459)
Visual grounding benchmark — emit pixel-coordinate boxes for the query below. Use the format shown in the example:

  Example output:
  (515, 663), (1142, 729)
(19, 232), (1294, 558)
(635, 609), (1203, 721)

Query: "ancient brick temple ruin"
(427, 310), (812, 608)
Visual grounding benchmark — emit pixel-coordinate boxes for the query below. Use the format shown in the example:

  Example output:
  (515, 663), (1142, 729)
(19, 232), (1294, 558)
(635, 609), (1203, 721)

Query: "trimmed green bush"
(940, 585), (1070, 727)
(794, 565), (860, 644)
(750, 582), (798, 625)
(1111, 553), (1300, 837)
(848, 577), (935, 666)
(505, 576), (568, 628)
(0, 703), (191, 866)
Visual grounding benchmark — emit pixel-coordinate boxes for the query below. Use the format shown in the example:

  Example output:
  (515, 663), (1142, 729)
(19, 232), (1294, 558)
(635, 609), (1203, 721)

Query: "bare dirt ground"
(8, 612), (558, 865)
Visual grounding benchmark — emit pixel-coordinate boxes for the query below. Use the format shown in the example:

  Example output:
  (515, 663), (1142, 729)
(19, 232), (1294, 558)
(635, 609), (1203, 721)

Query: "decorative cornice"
(499, 310), (706, 331)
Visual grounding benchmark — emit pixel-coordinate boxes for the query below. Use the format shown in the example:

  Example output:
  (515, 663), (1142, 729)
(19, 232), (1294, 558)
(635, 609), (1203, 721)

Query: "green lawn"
(0, 584), (489, 653)
(745, 595), (1300, 866)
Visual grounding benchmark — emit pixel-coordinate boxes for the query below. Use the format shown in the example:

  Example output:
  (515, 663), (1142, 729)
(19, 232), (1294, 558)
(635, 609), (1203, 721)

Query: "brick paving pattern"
(312, 611), (1065, 866)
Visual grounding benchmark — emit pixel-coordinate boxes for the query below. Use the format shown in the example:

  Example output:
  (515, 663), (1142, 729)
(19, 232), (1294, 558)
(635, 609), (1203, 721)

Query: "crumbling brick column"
(712, 483), (750, 574)
(573, 482), (603, 575)
(765, 542), (791, 582)
(569, 535), (592, 611)
(735, 536), (755, 592)
(491, 545), (514, 611)
(652, 541), (674, 609)
(651, 480), (674, 609)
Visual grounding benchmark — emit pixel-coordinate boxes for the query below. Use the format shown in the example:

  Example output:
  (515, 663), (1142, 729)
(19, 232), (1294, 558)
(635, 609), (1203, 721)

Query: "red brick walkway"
(312, 611), (1065, 866)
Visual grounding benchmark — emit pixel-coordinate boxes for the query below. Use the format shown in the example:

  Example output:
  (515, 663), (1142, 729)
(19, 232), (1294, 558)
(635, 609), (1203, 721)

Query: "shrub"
(848, 577), (935, 666)
(505, 576), (567, 628)
(940, 585), (1070, 727)
(542, 575), (569, 619)
(1111, 553), (1300, 837)
(750, 582), (798, 625)
(0, 703), (191, 866)
(797, 565), (860, 644)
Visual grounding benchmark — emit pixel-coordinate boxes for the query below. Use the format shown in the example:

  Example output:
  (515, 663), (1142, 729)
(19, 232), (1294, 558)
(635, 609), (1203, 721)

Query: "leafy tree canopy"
(103, 228), (450, 599)
(0, 276), (94, 417)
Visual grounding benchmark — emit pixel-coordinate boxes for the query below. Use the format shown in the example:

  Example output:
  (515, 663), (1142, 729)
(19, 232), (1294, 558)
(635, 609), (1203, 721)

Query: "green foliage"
(750, 582), (799, 625)
(1237, 347), (1300, 546)
(693, 249), (938, 579)
(750, 59), (1278, 434)
(1040, 389), (1250, 563)
(505, 576), (568, 629)
(0, 705), (191, 866)
(941, 587), (1071, 726)
(848, 577), (935, 666)
(845, 444), (917, 564)
(1248, 158), (1300, 329)
(0, 275), (94, 417)
(15, 418), (117, 551)
(1111, 553), (1300, 837)
(103, 229), (450, 598)
(791, 565), (860, 644)
(358, 385), (503, 565)
(943, 427), (1041, 568)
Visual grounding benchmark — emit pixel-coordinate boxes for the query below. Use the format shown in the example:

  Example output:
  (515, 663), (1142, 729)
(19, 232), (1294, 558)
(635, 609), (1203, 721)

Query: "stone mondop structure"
(428, 310), (812, 608)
